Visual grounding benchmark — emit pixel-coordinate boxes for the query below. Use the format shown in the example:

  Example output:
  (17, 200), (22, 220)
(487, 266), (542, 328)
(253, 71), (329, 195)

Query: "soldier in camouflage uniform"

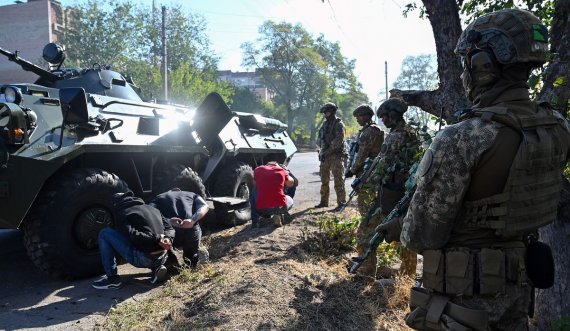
(377, 9), (570, 330)
(345, 104), (384, 215)
(315, 102), (347, 210)
(356, 98), (420, 278)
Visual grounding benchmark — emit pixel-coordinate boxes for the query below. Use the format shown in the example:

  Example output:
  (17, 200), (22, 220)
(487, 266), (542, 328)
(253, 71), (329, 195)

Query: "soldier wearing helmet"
(354, 98), (420, 278)
(315, 102), (347, 210)
(346, 105), (384, 215)
(377, 9), (570, 330)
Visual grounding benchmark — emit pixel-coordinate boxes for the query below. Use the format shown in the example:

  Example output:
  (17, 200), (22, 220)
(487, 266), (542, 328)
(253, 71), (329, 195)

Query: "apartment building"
(217, 69), (274, 102)
(0, 0), (64, 83)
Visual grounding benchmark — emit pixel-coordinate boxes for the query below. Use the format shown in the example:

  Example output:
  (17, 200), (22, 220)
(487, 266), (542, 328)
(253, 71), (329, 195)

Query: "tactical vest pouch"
(380, 187), (404, 213)
(526, 241), (554, 289)
(462, 104), (568, 238)
(422, 250), (444, 293)
(445, 248), (473, 296)
(406, 287), (489, 331)
(478, 248), (506, 295)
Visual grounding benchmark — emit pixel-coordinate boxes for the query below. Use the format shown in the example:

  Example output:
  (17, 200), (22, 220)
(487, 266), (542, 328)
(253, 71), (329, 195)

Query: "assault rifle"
(338, 154), (381, 212)
(346, 137), (359, 173)
(347, 163), (418, 273)
(347, 187), (415, 273)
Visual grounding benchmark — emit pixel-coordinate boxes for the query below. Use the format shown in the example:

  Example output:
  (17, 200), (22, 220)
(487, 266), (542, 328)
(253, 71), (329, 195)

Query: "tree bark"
(391, 0), (468, 120)
(395, 0), (570, 328)
(534, 0), (570, 328)
(535, 179), (570, 329)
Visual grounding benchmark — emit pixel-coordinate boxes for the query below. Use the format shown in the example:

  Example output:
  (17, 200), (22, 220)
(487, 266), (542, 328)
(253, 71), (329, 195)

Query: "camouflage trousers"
(356, 186), (376, 216)
(319, 156), (346, 206)
(355, 209), (383, 277)
(356, 209), (417, 278)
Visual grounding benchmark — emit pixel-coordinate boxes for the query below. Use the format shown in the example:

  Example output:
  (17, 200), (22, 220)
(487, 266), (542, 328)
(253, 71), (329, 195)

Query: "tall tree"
(242, 21), (366, 141)
(62, 0), (232, 106)
(393, 54), (438, 126)
(393, 0), (568, 328)
(242, 21), (322, 133)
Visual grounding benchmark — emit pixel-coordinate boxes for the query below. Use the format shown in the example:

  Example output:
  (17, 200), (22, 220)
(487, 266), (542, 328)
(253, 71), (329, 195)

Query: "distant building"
(0, 0), (65, 83)
(217, 69), (275, 102)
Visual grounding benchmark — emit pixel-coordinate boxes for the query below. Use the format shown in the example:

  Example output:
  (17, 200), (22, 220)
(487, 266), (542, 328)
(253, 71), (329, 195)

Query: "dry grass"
(99, 211), (414, 331)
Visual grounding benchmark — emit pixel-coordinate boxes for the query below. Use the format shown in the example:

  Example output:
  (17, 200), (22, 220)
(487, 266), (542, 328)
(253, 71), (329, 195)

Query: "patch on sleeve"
(417, 149), (433, 178)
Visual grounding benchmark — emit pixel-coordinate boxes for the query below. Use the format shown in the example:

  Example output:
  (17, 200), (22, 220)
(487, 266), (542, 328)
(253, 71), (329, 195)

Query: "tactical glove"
(375, 217), (402, 243)
(345, 170), (354, 178)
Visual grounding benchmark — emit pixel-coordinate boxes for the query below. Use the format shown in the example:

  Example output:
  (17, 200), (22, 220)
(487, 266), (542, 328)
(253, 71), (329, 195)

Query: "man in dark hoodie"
(92, 191), (175, 290)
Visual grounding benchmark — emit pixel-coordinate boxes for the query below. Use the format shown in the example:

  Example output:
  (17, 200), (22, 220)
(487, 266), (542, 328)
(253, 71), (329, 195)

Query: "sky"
(1, 0), (437, 107)
(177, 0), (437, 107)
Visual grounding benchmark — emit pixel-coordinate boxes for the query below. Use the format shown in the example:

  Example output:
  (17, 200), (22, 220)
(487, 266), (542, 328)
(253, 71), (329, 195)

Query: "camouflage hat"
(352, 104), (374, 117)
(320, 102), (338, 113)
(377, 98), (407, 117)
(455, 9), (548, 67)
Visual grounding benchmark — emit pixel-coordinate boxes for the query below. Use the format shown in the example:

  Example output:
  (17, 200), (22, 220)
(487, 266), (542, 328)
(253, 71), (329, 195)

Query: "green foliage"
(376, 242), (400, 267)
(62, 0), (232, 105)
(459, 0), (555, 24)
(242, 21), (366, 139)
(553, 316), (570, 331)
(394, 54), (438, 128)
(302, 213), (359, 257)
(403, 1), (554, 25)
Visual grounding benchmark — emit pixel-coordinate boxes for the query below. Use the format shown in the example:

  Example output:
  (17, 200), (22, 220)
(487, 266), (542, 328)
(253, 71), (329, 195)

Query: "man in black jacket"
(92, 191), (175, 290)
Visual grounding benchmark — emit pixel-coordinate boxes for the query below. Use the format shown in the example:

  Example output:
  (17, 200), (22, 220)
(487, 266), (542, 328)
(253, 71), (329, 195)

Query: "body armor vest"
(461, 102), (570, 238)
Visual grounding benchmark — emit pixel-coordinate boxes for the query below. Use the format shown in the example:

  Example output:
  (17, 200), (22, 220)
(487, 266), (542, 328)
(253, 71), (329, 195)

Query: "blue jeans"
(98, 227), (167, 277)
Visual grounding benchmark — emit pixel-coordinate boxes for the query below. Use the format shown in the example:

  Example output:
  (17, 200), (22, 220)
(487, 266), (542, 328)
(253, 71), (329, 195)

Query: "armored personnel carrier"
(0, 43), (296, 279)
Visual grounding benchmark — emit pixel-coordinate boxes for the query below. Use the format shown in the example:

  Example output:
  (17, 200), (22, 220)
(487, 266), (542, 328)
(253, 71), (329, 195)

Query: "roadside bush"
(301, 212), (358, 257)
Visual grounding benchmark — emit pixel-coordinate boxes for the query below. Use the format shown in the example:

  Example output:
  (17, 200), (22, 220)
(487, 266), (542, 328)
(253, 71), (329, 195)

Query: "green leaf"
(553, 76), (566, 88)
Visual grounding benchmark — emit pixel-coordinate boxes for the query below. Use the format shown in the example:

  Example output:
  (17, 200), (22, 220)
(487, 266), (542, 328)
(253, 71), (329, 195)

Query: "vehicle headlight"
(4, 86), (22, 104)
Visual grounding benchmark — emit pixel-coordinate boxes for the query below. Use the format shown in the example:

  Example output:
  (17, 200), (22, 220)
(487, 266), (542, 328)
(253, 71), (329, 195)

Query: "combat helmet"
(320, 102), (338, 113)
(377, 98), (407, 117)
(352, 104), (374, 117)
(454, 9), (548, 67)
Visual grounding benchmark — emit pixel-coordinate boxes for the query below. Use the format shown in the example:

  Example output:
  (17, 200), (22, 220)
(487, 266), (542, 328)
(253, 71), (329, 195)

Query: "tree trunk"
(534, 178), (570, 329)
(287, 104), (294, 135)
(391, 0), (468, 120)
(534, 0), (570, 328)
(309, 116), (317, 149)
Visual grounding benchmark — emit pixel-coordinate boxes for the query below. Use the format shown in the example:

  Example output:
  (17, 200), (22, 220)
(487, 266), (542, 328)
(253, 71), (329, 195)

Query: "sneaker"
(150, 265), (168, 285)
(313, 202), (328, 208)
(272, 214), (282, 227)
(92, 275), (122, 290)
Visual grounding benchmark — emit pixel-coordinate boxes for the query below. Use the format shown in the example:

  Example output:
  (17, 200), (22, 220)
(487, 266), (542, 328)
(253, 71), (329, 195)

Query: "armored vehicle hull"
(0, 44), (296, 279)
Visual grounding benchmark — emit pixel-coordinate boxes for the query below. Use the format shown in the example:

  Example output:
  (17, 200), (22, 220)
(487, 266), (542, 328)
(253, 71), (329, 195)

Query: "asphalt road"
(0, 151), (353, 331)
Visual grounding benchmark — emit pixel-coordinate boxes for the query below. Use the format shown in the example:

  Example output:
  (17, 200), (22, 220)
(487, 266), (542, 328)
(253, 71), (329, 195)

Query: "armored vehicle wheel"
(212, 162), (253, 226)
(22, 168), (129, 279)
(153, 164), (206, 197)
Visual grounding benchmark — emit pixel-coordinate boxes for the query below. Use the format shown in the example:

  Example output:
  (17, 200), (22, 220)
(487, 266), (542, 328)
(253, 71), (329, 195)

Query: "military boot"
(314, 202), (328, 208)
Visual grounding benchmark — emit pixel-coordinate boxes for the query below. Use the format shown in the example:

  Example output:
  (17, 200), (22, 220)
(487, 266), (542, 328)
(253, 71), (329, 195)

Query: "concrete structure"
(217, 69), (274, 102)
(0, 0), (64, 83)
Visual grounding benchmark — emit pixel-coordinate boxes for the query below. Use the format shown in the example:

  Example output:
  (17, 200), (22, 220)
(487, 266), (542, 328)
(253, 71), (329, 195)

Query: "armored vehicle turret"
(0, 43), (296, 279)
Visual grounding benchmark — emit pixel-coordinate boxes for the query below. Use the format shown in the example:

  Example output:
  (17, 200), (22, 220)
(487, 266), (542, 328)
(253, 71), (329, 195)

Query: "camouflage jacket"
(401, 93), (570, 252)
(350, 122), (384, 176)
(372, 121), (420, 192)
(318, 116), (346, 159)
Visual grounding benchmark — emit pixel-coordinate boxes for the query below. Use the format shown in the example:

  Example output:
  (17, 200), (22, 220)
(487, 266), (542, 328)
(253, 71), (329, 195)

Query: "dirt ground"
(100, 152), (415, 330)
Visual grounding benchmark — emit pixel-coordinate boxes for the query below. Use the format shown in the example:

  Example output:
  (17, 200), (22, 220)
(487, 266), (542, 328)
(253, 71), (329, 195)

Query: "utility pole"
(384, 61), (388, 100)
(161, 6), (168, 101)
